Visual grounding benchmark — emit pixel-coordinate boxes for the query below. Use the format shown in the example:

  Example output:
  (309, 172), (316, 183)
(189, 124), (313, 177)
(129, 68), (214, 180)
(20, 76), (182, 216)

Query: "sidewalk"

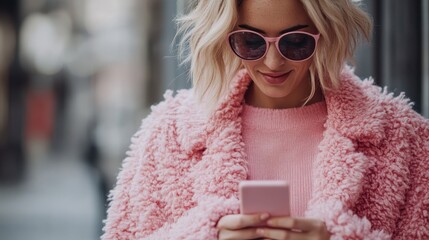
(0, 149), (104, 240)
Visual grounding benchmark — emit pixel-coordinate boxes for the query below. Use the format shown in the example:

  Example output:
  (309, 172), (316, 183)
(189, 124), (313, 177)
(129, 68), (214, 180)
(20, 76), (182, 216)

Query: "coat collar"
(196, 66), (388, 161)
(180, 66), (388, 153)
(207, 66), (387, 145)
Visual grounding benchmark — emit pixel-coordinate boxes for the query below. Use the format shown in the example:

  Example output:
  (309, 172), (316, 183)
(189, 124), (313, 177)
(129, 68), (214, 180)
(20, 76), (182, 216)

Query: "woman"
(102, 0), (429, 239)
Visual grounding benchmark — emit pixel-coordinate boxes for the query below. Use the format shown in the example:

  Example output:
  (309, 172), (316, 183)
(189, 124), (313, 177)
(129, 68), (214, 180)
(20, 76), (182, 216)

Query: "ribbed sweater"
(241, 101), (327, 217)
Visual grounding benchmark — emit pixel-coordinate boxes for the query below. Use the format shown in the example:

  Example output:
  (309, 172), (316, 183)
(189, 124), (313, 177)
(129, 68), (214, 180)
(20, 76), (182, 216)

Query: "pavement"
(0, 147), (105, 240)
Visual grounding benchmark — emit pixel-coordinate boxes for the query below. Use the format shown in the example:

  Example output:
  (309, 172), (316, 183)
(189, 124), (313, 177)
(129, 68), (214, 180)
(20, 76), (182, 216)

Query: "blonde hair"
(176, 0), (372, 113)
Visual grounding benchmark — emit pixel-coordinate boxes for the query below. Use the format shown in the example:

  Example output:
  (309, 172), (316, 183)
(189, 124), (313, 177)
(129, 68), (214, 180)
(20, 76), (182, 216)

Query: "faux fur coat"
(102, 67), (429, 239)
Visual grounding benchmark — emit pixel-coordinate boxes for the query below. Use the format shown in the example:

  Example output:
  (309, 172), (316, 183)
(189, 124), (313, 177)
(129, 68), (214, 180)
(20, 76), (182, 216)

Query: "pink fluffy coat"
(102, 67), (429, 239)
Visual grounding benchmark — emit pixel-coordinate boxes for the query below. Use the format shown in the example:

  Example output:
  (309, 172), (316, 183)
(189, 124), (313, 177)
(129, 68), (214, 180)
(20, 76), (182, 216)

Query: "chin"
(260, 88), (291, 99)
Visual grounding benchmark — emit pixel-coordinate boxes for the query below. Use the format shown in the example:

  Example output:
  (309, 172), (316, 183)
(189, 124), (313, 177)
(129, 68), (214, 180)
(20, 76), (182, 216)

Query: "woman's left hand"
(256, 217), (331, 240)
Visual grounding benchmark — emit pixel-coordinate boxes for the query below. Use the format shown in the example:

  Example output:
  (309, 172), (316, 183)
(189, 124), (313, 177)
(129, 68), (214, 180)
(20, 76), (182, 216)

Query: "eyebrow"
(238, 24), (309, 34)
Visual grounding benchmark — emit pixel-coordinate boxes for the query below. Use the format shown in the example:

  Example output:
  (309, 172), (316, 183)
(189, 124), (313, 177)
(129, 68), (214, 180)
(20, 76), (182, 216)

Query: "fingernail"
(260, 213), (269, 220)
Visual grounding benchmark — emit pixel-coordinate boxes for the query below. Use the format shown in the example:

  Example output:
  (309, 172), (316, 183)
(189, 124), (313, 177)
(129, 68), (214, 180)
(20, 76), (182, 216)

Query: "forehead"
(238, 0), (314, 34)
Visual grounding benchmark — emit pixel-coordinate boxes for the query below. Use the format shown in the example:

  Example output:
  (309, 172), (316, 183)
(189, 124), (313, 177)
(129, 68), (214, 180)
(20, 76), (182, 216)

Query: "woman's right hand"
(216, 213), (270, 240)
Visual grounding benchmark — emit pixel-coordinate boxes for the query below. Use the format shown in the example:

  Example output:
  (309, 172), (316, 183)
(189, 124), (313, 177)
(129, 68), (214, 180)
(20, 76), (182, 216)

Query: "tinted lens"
(279, 33), (316, 61)
(229, 32), (266, 60)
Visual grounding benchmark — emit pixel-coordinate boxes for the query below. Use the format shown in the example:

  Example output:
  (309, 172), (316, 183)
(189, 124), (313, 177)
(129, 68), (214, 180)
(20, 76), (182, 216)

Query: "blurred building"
(356, 0), (429, 117)
(0, 0), (188, 239)
(0, 0), (175, 182)
(0, 0), (26, 183)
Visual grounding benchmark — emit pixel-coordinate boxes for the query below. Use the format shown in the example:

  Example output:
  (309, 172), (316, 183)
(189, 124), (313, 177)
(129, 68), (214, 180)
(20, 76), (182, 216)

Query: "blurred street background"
(0, 0), (428, 239)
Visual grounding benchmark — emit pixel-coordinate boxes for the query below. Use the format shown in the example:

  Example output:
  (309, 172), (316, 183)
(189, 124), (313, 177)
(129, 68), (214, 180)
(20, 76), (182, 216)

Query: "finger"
(267, 217), (326, 232)
(257, 228), (308, 240)
(218, 228), (261, 240)
(217, 213), (270, 230)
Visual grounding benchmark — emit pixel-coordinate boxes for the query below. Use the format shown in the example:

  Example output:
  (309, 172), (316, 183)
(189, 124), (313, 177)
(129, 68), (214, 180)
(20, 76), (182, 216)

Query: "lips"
(260, 71), (291, 85)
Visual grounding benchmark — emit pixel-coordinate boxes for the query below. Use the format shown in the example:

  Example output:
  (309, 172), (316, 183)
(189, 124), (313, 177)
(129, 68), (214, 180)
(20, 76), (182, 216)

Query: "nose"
(263, 43), (285, 70)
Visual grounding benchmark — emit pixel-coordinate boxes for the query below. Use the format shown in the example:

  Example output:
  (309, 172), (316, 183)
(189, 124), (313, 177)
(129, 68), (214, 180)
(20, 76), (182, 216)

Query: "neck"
(245, 81), (324, 109)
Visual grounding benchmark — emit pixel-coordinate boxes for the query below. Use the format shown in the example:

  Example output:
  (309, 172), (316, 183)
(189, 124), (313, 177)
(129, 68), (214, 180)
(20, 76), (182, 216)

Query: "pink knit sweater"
(242, 102), (327, 216)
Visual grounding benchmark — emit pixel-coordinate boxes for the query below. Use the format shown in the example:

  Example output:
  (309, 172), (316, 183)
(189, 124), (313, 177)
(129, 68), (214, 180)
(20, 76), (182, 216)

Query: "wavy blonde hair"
(176, 0), (372, 113)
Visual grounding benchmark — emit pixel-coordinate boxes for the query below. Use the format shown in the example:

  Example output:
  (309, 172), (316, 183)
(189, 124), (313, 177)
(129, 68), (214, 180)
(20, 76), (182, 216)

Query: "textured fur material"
(102, 67), (429, 239)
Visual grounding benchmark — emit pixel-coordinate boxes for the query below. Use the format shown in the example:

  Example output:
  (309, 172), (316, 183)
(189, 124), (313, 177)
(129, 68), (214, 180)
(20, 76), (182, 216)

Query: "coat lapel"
(306, 67), (389, 236)
(309, 67), (387, 205)
(188, 69), (252, 199)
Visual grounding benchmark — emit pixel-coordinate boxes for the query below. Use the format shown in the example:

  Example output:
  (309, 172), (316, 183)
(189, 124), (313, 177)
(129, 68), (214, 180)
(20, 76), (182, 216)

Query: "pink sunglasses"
(228, 29), (320, 62)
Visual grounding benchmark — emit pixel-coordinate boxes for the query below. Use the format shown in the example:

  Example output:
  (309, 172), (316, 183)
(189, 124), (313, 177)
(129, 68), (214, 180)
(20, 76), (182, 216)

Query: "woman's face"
(237, 0), (319, 108)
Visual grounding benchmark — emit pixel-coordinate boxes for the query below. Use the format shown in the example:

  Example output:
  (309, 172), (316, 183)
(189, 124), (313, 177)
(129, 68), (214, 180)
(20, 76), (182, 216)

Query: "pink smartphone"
(239, 180), (290, 217)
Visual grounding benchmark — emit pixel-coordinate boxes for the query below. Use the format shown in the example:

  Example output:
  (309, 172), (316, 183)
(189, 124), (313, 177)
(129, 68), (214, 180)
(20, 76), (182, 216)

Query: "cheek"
(291, 61), (312, 74)
(241, 60), (259, 74)
(242, 60), (256, 69)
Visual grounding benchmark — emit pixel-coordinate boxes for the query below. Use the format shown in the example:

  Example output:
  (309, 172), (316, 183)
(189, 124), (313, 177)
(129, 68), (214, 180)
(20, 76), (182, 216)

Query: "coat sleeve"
(102, 172), (239, 240)
(306, 200), (392, 240)
(100, 113), (155, 240)
(144, 197), (239, 240)
(101, 142), (240, 239)
(101, 96), (241, 239)
(393, 115), (429, 239)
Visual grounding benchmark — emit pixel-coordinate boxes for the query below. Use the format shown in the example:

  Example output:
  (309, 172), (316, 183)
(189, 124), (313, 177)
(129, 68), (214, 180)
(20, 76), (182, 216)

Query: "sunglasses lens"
(279, 33), (316, 61)
(229, 32), (266, 60)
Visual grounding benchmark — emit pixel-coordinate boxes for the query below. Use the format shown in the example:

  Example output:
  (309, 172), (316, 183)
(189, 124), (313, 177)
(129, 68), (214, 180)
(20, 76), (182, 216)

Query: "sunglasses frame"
(227, 29), (320, 62)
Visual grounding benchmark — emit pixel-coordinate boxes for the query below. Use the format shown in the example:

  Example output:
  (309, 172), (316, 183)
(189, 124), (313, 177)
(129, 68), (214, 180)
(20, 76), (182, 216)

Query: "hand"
(256, 217), (331, 240)
(217, 213), (270, 239)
